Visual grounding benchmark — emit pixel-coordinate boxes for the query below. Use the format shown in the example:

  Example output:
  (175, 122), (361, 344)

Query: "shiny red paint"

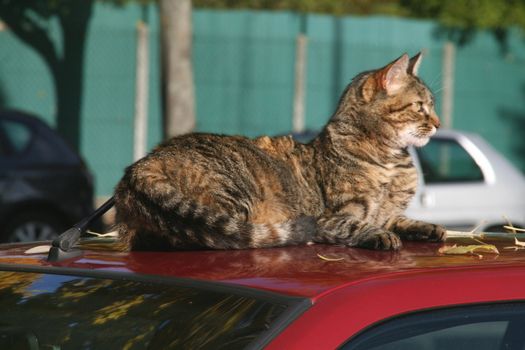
(1, 236), (525, 349)
(0, 241), (522, 297)
(266, 265), (525, 349)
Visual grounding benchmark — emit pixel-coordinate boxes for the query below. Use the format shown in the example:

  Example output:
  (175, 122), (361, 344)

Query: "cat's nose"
(430, 113), (441, 129)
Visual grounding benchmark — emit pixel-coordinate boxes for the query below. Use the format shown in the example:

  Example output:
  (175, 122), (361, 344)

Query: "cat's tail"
(230, 216), (318, 249)
(173, 214), (318, 249)
(116, 197), (317, 250)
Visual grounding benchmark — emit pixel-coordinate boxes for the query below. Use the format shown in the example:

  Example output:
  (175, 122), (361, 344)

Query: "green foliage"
(400, 0), (525, 49)
(192, 0), (408, 16)
(95, 0), (525, 32)
(191, 0), (525, 49)
(400, 0), (525, 30)
(98, 0), (153, 6)
(0, 0), (93, 149)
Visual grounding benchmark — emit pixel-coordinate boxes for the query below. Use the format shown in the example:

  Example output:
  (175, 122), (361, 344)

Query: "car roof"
(1, 234), (525, 301)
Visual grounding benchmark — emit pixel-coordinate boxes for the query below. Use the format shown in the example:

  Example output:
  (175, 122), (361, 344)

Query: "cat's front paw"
(353, 229), (402, 251)
(428, 224), (447, 242)
(401, 223), (447, 242)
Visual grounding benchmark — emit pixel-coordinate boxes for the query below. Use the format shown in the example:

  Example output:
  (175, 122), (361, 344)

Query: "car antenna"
(47, 196), (115, 262)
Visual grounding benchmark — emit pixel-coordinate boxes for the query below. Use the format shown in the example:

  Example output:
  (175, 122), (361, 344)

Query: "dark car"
(1, 233), (525, 349)
(0, 109), (94, 242)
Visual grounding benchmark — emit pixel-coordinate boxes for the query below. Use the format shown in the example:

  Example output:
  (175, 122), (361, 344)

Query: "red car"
(1, 234), (525, 349)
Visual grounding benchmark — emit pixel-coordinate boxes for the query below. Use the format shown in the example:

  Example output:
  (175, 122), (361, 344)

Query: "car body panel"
(1, 236), (525, 349)
(266, 265), (525, 349)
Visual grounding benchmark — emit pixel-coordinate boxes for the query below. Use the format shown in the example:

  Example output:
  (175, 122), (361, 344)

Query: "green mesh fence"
(1, 4), (525, 198)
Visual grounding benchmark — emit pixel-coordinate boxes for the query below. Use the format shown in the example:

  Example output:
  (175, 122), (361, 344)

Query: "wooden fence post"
(293, 16), (308, 133)
(134, 20), (149, 161)
(442, 41), (455, 129)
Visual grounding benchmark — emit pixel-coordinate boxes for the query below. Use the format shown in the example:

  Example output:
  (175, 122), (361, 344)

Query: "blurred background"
(1, 0), (525, 240)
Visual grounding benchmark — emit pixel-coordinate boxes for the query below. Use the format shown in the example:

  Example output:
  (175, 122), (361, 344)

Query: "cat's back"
(144, 132), (314, 173)
(149, 133), (258, 161)
(134, 133), (280, 177)
(120, 132), (308, 201)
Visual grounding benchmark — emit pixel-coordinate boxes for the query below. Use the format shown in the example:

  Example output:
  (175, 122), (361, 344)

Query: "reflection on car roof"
(1, 233), (525, 299)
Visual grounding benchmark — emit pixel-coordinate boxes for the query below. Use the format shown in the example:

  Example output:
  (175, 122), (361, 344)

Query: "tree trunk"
(159, 0), (195, 139)
(55, 3), (92, 151)
(0, 2), (93, 152)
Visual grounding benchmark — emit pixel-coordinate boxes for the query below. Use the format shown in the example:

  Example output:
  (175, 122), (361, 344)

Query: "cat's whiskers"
(428, 73), (443, 90)
(432, 86), (444, 95)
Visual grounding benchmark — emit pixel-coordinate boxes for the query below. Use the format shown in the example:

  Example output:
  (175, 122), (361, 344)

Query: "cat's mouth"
(401, 125), (436, 147)
(415, 126), (437, 146)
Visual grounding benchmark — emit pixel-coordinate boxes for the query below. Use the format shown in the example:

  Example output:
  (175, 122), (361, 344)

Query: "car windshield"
(0, 270), (297, 349)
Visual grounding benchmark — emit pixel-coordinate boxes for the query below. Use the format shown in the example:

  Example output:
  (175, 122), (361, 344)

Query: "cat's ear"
(378, 54), (409, 94)
(361, 76), (377, 102)
(408, 52), (423, 76)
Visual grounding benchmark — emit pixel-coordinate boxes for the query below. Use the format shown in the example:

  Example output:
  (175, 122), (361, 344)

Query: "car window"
(416, 138), (484, 184)
(343, 303), (525, 350)
(0, 119), (33, 154)
(0, 270), (297, 350)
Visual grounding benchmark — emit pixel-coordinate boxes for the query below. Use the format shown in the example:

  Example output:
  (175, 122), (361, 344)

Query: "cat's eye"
(412, 101), (430, 115)
(413, 101), (424, 110)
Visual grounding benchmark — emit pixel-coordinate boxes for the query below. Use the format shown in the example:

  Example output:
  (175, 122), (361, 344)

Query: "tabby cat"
(114, 53), (446, 251)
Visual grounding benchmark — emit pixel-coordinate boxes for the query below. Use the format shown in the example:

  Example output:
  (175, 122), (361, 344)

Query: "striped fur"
(114, 53), (446, 251)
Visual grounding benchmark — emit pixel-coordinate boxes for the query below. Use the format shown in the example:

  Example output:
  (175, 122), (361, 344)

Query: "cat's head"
(338, 53), (440, 148)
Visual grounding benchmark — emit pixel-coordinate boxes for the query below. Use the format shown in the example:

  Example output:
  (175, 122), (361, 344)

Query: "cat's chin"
(400, 127), (436, 148)
(399, 133), (431, 148)
(412, 137), (431, 148)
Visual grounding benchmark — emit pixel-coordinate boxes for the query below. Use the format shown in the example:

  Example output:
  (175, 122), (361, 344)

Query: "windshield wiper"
(47, 197), (115, 262)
